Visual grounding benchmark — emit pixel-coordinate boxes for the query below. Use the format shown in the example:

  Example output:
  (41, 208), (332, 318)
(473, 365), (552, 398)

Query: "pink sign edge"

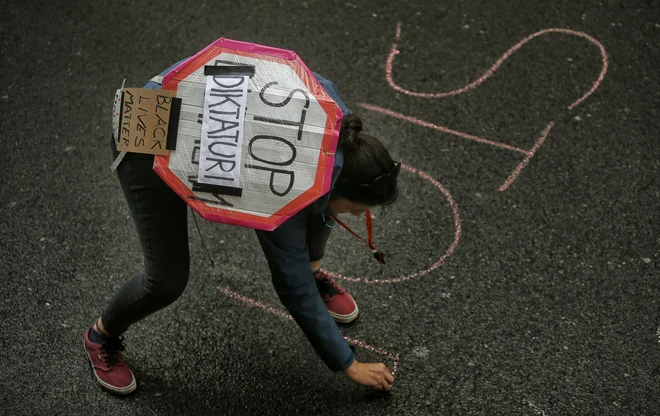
(159, 37), (342, 230)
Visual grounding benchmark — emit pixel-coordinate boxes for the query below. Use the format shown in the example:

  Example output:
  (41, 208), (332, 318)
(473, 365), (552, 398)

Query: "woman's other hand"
(343, 359), (394, 391)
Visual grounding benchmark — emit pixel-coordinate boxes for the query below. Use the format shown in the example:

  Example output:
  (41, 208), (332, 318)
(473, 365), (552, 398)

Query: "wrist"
(343, 359), (358, 376)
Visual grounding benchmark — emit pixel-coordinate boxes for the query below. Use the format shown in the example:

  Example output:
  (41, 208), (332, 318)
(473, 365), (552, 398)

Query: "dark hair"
(333, 114), (400, 206)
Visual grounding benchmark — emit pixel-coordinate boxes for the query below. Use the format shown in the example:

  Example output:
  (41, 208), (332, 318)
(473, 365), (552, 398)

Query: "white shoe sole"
(84, 340), (137, 395)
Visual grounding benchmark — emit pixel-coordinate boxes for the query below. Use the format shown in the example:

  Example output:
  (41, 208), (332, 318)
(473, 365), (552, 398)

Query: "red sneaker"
(314, 270), (360, 323)
(83, 326), (136, 395)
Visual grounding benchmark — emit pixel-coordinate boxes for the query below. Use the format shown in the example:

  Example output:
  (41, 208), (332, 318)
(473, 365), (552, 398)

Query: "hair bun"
(339, 114), (363, 151)
(342, 114), (362, 134)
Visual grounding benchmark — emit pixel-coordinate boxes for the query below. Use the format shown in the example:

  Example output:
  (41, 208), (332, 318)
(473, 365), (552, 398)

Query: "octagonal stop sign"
(153, 38), (344, 231)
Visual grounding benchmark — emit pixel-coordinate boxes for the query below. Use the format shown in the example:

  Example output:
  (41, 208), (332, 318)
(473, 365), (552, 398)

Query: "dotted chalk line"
(217, 286), (400, 375)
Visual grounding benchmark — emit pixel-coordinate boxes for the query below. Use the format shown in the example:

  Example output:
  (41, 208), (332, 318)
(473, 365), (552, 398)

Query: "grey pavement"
(1, 0), (659, 415)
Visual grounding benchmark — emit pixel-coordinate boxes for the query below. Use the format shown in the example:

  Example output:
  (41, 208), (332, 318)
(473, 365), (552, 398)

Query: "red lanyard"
(330, 209), (386, 264)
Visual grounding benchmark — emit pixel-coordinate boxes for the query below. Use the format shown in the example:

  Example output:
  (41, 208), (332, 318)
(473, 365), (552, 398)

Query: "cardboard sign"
(118, 88), (176, 155)
(112, 78), (126, 142)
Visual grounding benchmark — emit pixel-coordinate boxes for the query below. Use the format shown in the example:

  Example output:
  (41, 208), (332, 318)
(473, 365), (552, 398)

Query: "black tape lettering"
(245, 164), (295, 197)
(259, 82), (310, 109)
(209, 141), (237, 158)
(248, 135), (296, 166)
(212, 76), (245, 89)
(206, 158), (236, 173)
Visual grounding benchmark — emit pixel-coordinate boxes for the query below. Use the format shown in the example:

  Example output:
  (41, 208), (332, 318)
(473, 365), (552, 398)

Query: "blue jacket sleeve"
(143, 57), (189, 89)
(254, 210), (355, 372)
(312, 72), (352, 116)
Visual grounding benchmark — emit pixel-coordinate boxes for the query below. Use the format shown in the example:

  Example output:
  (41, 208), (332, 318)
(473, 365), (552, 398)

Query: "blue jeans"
(101, 140), (334, 335)
(101, 141), (191, 335)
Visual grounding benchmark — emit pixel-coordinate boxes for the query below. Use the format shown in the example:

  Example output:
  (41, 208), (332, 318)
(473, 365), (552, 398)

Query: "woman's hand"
(343, 359), (395, 391)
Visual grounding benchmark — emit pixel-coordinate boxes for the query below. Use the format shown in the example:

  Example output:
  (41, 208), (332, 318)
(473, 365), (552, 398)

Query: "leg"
(308, 214), (335, 269)
(307, 214), (359, 323)
(100, 142), (190, 336)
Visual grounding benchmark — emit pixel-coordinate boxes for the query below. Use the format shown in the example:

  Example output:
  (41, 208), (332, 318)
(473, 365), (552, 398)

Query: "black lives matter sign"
(118, 88), (176, 155)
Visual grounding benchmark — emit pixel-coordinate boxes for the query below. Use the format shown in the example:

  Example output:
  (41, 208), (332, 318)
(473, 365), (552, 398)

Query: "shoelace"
(315, 273), (343, 297)
(100, 336), (126, 367)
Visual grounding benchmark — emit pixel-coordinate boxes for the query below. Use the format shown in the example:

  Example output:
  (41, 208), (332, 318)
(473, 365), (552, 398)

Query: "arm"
(254, 209), (355, 372)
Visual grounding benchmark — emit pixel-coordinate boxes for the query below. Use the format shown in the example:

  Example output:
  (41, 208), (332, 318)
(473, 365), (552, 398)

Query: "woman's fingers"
(378, 364), (395, 386)
(385, 370), (395, 384)
(367, 375), (382, 391)
(345, 360), (394, 391)
(374, 368), (393, 391)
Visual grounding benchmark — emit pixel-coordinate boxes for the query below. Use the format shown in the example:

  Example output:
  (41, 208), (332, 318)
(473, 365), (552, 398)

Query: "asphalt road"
(1, 0), (659, 415)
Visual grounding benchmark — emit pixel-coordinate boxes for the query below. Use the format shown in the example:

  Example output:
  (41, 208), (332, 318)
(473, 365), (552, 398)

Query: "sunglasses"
(336, 162), (401, 193)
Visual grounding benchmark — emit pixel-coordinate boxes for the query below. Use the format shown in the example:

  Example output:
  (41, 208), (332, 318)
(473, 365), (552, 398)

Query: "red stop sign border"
(153, 38), (343, 231)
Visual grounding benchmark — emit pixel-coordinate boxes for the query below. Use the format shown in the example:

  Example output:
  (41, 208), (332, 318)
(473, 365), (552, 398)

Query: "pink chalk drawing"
(217, 286), (400, 375)
(215, 164), (460, 377)
(323, 163), (461, 284)
(359, 23), (609, 191)
(210, 23), (611, 389)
